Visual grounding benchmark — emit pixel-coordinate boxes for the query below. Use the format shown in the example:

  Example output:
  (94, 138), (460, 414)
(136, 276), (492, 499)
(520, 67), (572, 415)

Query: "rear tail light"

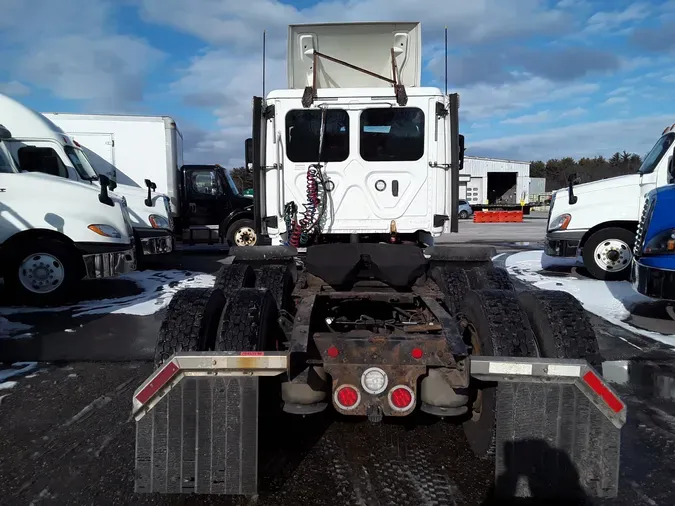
(334, 384), (361, 410)
(388, 385), (415, 412)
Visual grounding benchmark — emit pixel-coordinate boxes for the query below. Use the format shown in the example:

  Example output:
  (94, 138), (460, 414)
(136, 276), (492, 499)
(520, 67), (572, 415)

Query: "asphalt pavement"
(1, 218), (675, 505)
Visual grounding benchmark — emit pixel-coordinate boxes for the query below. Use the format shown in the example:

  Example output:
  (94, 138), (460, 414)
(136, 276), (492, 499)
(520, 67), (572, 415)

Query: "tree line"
(530, 151), (643, 192)
(229, 151), (645, 194)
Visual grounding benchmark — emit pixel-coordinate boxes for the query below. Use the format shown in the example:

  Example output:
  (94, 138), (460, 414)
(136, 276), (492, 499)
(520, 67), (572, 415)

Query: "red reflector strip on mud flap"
(470, 356), (623, 500)
(135, 360), (179, 405)
(583, 370), (624, 413)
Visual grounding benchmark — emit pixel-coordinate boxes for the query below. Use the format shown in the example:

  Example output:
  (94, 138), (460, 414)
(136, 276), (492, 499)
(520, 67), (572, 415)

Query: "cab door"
(283, 102), (429, 233)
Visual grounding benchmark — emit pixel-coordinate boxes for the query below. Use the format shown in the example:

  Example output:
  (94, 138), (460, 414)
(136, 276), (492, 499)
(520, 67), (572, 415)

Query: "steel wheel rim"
(593, 239), (631, 272)
(18, 253), (65, 294)
(234, 227), (257, 246)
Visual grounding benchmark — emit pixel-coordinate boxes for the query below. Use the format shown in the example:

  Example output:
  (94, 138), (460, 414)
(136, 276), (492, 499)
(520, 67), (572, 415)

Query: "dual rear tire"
(458, 285), (601, 459)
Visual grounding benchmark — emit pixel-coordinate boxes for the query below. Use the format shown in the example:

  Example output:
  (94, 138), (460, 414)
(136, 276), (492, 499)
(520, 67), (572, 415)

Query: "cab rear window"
(286, 109), (349, 163)
(360, 108), (425, 162)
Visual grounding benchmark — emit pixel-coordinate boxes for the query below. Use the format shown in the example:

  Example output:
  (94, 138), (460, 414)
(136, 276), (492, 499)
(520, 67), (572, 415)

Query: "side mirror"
(245, 138), (253, 168)
(98, 174), (114, 207)
(458, 134), (465, 171)
(567, 173), (578, 205)
(108, 179), (117, 191)
(144, 178), (156, 207)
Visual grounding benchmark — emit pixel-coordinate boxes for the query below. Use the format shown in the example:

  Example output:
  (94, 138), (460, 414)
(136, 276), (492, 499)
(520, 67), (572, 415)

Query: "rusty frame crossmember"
(302, 48), (408, 108)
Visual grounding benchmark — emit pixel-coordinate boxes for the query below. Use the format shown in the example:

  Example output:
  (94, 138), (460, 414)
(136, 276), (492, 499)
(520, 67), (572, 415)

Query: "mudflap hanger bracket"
(134, 353), (625, 498)
(302, 48), (407, 108)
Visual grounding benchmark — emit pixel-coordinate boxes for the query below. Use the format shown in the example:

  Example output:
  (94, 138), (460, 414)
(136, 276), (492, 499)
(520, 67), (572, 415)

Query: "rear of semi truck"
(133, 21), (625, 501)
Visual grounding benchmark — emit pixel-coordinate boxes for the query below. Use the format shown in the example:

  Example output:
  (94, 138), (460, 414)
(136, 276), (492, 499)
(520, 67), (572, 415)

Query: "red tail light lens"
(388, 385), (415, 411)
(334, 385), (361, 410)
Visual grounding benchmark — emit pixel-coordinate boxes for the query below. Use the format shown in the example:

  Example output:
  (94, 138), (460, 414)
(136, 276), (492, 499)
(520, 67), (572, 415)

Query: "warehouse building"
(460, 156), (531, 205)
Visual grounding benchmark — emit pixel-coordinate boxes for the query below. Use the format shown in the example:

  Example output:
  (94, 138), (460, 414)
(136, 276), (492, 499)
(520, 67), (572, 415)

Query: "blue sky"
(1, 0), (675, 166)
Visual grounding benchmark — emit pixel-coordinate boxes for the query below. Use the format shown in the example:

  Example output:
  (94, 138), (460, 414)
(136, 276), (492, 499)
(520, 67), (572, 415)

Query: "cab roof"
(267, 86), (444, 101)
(0, 93), (66, 140)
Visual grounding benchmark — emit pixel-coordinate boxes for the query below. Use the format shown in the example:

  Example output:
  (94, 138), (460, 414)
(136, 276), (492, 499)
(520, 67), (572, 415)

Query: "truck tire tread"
(215, 287), (282, 352)
(254, 265), (295, 312)
(517, 290), (601, 367)
(466, 266), (514, 292)
(460, 289), (538, 458)
(431, 266), (515, 316)
(154, 287), (226, 368)
(213, 263), (255, 294)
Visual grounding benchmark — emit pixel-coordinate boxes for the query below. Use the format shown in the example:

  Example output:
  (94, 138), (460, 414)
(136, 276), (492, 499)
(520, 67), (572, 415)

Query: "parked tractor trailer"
(133, 22), (625, 501)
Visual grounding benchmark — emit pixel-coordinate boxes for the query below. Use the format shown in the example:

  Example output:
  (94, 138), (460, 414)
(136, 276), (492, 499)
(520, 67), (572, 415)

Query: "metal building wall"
(462, 156), (531, 204)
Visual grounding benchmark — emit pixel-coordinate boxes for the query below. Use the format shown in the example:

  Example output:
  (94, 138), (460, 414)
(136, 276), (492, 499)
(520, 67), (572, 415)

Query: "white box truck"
(545, 123), (675, 280)
(41, 113), (257, 247)
(0, 93), (173, 261)
(0, 123), (136, 304)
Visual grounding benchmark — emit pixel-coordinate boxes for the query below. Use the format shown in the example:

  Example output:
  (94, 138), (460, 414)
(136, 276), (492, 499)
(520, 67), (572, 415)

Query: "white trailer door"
(66, 132), (116, 181)
(466, 178), (483, 204)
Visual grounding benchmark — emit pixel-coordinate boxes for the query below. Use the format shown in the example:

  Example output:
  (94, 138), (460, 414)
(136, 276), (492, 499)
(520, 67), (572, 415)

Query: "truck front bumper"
(135, 228), (174, 256)
(545, 230), (584, 257)
(632, 259), (675, 300)
(76, 243), (136, 279)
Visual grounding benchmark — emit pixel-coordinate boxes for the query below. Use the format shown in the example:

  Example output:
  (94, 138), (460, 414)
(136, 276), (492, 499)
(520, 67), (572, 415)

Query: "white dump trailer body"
(42, 113), (184, 215)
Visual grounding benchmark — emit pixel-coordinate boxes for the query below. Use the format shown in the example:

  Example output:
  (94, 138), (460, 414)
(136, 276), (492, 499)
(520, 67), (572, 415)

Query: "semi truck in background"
(0, 124), (136, 304)
(545, 123), (675, 280)
(0, 93), (173, 262)
(42, 114), (257, 247)
(632, 177), (675, 303)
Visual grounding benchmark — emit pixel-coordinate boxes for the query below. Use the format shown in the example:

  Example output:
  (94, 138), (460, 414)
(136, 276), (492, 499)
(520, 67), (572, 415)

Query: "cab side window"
(17, 147), (68, 178)
(190, 170), (221, 196)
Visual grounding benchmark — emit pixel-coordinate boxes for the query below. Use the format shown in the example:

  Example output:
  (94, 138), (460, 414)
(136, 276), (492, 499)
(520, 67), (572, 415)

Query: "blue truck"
(632, 184), (675, 300)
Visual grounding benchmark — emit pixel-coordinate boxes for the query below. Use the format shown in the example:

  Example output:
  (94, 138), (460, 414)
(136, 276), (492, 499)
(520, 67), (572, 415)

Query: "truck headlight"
(149, 214), (170, 229)
(88, 224), (122, 238)
(548, 213), (571, 231)
(644, 229), (675, 255)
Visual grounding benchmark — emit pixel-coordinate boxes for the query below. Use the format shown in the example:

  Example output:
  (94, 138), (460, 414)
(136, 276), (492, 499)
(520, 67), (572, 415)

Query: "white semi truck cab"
(0, 124), (136, 304)
(245, 22), (463, 247)
(0, 93), (173, 260)
(545, 124), (675, 280)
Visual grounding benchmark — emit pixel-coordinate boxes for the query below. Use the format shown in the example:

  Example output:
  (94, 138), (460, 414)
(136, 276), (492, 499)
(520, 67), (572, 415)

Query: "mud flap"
(494, 382), (620, 499)
(135, 376), (259, 495)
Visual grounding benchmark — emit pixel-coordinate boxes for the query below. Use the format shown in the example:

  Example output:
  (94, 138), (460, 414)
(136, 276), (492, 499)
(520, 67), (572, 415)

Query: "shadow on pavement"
(482, 439), (594, 506)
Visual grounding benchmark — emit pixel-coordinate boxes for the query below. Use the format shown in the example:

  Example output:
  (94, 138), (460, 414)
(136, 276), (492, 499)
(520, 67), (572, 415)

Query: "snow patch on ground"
(0, 317), (33, 338)
(0, 362), (38, 382)
(0, 270), (215, 320)
(505, 250), (675, 348)
(0, 381), (17, 390)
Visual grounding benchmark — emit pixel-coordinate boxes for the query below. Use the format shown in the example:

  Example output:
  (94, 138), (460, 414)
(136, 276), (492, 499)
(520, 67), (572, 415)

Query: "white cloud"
(456, 77), (599, 121)
(138, 0), (569, 50)
(602, 96), (628, 106)
(0, 0), (164, 107)
(584, 2), (651, 34)
(501, 110), (550, 125)
(662, 74), (675, 83)
(559, 107), (586, 118)
(0, 81), (30, 97)
(470, 114), (672, 161)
